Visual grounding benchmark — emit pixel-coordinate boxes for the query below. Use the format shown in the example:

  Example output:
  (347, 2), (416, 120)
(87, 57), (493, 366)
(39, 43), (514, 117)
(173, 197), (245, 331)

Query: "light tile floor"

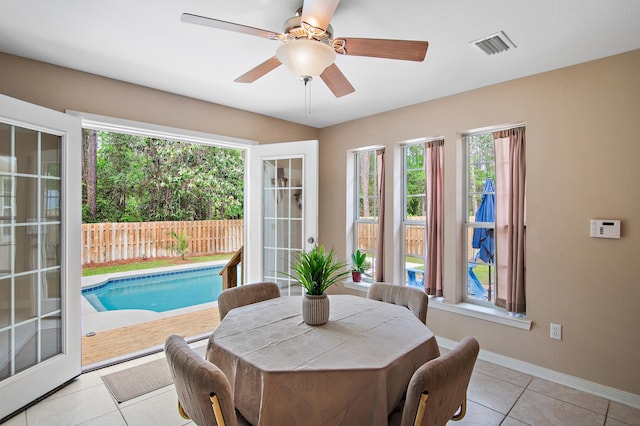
(3, 341), (640, 426)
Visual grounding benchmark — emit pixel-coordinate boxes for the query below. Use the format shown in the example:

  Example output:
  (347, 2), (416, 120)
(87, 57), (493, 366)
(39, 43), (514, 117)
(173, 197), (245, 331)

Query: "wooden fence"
(357, 222), (426, 256)
(81, 220), (244, 265)
(84, 219), (429, 265)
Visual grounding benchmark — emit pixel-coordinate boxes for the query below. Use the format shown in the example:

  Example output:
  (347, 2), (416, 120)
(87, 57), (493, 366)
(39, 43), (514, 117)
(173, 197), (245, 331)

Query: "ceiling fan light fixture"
(276, 38), (336, 79)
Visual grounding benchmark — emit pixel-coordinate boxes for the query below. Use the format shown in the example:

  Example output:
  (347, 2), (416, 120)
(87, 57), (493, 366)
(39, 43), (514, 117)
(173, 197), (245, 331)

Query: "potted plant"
(288, 245), (350, 325)
(351, 249), (368, 282)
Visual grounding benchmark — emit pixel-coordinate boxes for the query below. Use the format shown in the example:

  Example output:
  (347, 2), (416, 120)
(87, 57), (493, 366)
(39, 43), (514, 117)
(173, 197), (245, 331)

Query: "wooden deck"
(82, 307), (220, 366)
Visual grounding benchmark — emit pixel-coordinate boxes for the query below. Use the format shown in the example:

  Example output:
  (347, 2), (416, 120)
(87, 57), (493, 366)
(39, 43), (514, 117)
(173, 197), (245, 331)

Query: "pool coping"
(81, 260), (227, 334)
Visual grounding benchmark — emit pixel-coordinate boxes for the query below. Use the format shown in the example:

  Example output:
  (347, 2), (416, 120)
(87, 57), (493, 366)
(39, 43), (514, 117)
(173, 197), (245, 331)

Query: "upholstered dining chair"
(165, 334), (249, 426)
(367, 282), (429, 324)
(217, 281), (280, 321)
(398, 336), (480, 426)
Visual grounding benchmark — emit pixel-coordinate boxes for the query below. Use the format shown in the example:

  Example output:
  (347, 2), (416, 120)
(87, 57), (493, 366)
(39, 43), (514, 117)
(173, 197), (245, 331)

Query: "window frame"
(463, 131), (497, 308)
(401, 141), (427, 288)
(352, 148), (381, 282)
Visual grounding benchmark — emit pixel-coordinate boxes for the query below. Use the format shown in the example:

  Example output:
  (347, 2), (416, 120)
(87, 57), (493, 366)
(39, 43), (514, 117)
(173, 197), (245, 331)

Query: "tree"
(82, 129), (98, 222)
(359, 151), (371, 218)
(467, 133), (494, 216)
(405, 144), (426, 218)
(94, 132), (145, 222)
(82, 131), (244, 223)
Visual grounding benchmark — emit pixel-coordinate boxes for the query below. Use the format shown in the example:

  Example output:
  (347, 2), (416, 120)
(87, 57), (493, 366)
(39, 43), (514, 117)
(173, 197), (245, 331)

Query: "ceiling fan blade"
(320, 63), (355, 97)
(181, 13), (277, 39)
(234, 57), (282, 83)
(301, 0), (340, 33)
(338, 38), (429, 61)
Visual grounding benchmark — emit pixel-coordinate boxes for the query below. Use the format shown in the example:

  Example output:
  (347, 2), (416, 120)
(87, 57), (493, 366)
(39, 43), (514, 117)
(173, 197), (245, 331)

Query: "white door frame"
(0, 94), (82, 420)
(245, 140), (318, 285)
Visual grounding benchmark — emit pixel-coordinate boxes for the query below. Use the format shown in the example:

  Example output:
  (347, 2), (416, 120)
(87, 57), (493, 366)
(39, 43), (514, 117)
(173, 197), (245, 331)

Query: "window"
(353, 148), (382, 281)
(402, 143), (426, 288)
(401, 139), (444, 295)
(464, 126), (526, 313)
(464, 132), (496, 305)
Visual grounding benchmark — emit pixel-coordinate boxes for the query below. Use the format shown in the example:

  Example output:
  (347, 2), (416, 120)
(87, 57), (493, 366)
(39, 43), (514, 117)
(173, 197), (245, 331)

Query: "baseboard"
(436, 336), (640, 410)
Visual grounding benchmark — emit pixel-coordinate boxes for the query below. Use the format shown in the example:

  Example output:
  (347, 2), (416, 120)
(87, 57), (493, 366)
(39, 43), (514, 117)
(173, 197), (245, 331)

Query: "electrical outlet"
(550, 323), (562, 340)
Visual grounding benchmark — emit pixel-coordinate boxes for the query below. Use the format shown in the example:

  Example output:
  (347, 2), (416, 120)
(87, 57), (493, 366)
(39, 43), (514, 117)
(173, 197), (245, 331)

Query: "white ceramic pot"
(302, 293), (329, 325)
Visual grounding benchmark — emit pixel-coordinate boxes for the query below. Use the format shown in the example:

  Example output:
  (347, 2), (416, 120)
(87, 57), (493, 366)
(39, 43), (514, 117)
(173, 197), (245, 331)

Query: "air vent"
(471, 31), (516, 55)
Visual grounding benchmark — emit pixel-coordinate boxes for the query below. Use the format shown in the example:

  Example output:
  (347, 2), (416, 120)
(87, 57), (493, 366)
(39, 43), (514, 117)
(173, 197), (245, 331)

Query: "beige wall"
(0, 53), (318, 144)
(318, 49), (640, 395)
(1, 49), (639, 395)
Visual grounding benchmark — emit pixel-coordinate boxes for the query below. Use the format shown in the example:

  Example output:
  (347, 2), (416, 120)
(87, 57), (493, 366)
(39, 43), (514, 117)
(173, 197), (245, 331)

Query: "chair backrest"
(366, 283), (429, 324)
(165, 334), (237, 426)
(401, 337), (480, 426)
(217, 281), (280, 321)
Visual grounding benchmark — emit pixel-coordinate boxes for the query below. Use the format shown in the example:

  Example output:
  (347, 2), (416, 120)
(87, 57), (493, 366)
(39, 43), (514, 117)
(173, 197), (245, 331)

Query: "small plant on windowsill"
(351, 249), (369, 283)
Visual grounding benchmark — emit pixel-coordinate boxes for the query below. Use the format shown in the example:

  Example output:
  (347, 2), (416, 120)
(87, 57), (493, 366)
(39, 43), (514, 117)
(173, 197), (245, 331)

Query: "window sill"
(343, 280), (372, 293)
(429, 299), (532, 330)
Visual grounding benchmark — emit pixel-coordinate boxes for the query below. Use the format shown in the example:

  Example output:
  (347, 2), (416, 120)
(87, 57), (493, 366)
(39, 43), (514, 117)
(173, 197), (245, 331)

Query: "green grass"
(470, 264), (493, 284)
(82, 254), (233, 277)
(405, 256), (424, 268)
(403, 257), (494, 285)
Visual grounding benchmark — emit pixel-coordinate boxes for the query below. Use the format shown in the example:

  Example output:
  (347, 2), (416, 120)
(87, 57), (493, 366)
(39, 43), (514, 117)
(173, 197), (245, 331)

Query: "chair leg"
(210, 394), (226, 426)
(177, 401), (190, 420)
(451, 394), (467, 421)
(414, 393), (429, 426)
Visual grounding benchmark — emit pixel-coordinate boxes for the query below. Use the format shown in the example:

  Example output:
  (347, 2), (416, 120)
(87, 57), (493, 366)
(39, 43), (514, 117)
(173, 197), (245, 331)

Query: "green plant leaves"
(287, 245), (350, 295)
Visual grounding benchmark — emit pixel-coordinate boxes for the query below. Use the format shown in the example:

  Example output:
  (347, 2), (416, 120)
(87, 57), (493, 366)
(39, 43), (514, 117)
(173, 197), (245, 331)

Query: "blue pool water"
(82, 266), (224, 313)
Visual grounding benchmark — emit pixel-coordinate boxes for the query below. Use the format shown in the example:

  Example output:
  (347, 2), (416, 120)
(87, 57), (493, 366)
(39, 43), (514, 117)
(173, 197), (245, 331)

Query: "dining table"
(206, 294), (440, 426)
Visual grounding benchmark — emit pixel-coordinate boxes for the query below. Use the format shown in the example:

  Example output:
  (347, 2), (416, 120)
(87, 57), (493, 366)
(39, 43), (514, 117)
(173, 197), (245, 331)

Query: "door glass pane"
(0, 124), (11, 170)
(15, 127), (38, 176)
(41, 316), (61, 362)
(0, 277), (9, 327)
(15, 273), (38, 323)
(15, 321), (38, 374)
(263, 247), (276, 279)
(1, 177), (14, 225)
(15, 225), (37, 273)
(263, 157), (304, 295)
(15, 176), (37, 223)
(0, 329), (10, 380)
(42, 178), (60, 221)
(43, 224), (60, 268)
(0, 124), (63, 383)
(41, 133), (60, 177)
(42, 269), (61, 315)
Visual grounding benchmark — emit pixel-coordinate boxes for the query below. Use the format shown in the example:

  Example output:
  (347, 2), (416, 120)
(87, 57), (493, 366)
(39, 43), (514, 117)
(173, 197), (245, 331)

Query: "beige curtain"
(424, 140), (444, 296)
(494, 127), (526, 313)
(375, 149), (385, 282)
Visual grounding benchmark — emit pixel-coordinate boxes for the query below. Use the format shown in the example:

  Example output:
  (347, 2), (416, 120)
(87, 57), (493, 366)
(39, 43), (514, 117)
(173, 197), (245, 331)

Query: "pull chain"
(301, 76), (312, 117)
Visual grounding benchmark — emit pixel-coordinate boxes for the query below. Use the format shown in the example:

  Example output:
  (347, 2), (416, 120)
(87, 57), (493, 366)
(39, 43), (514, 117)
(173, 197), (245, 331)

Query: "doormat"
(102, 358), (173, 403)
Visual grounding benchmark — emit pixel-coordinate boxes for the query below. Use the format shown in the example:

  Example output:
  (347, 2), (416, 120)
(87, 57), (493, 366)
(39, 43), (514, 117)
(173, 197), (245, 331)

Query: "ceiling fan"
(181, 0), (429, 97)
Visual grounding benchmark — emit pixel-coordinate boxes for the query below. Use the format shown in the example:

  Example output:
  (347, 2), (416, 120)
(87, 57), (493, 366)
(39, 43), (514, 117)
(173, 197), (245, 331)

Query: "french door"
(246, 140), (318, 294)
(0, 95), (81, 420)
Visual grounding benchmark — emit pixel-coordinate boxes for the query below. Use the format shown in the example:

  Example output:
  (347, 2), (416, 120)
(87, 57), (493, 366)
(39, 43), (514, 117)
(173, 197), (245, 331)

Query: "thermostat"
(590, 219), (621, 239)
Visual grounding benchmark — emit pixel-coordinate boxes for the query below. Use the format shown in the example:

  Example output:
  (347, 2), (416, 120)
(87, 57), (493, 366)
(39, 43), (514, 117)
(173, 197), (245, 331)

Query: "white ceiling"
(1, 0), (639, 128)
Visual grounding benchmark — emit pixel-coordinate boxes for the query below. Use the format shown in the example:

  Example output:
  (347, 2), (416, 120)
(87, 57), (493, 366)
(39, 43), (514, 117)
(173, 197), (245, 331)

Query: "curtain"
(494, 127), (526, 313)
(424, 140), (444, 296)
(375, 149), (385, 282)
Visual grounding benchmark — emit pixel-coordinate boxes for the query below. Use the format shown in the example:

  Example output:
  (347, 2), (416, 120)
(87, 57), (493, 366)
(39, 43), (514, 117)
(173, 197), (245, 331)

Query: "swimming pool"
(82, 266), (224, 313)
